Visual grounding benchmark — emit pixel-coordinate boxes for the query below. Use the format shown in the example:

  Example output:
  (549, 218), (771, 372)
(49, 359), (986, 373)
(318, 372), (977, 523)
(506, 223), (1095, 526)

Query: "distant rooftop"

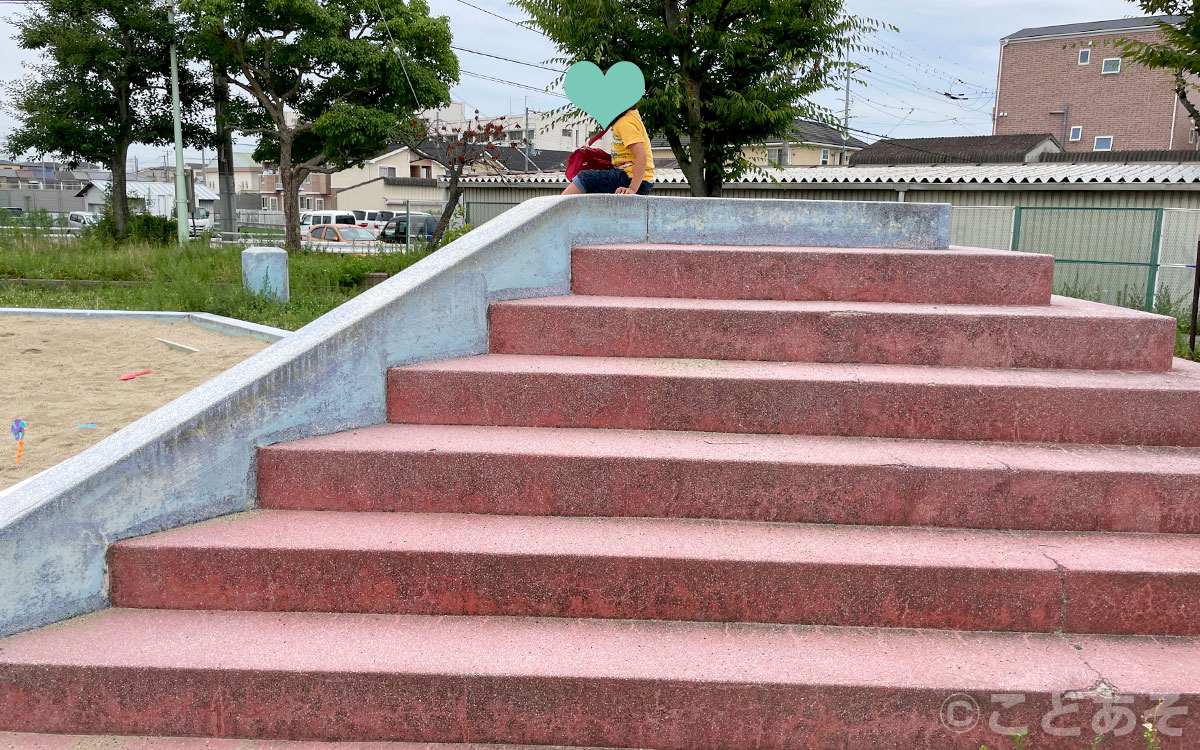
(1003, 15), (1183, 41)
(851, 134), (1060, 166)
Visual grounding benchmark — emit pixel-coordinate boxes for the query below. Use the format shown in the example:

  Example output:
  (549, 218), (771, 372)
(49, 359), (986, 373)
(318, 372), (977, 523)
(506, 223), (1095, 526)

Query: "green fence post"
(1147, 207), (1164, 312)
(1010, 207), (1023, 253)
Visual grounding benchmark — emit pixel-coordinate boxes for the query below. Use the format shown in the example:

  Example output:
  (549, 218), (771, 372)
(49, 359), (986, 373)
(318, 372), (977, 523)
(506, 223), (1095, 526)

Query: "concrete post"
(242, 246), (290, 302)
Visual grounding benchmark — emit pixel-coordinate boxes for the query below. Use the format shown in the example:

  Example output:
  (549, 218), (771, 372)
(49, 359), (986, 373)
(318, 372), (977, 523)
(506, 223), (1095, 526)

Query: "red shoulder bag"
(565, 127), (613, 180)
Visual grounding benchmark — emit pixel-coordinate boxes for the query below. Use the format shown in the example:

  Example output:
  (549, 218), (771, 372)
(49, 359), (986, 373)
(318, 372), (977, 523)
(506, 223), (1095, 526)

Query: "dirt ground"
(1, 316), (271, 491)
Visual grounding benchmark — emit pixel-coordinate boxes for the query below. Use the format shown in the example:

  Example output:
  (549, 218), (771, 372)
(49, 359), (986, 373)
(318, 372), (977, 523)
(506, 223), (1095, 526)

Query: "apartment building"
(994, 16), (1195, 152)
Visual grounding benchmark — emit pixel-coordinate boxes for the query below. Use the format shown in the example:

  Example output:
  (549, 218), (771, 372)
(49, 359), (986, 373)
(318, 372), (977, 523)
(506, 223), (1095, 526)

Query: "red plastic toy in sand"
(120, 370), (152, 381)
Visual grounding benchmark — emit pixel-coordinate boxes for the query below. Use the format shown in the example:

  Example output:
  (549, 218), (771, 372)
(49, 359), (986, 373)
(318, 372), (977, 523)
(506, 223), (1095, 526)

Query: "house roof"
(850, 134), (1059, 165)
(650, 119), (867, 151)
(78, 179), (219, 201)
(1003, 15), (1183, 41)
(459, 162), (1200, 188)
(204, 152), (262, 170)
(1040, 149), (1200, 163)
(486, 146), (573, 172)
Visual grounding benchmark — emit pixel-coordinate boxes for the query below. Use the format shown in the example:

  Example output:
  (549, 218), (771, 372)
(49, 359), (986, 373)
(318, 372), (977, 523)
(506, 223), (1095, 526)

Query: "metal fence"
(951, 205), (1199, 312)
(465, 201), (519, 227)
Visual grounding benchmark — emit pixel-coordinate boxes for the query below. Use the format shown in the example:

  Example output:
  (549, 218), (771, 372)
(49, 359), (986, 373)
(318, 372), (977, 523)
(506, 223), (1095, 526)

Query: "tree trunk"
(1176, 72), (1200, 136)
(110, 141), (130, 238)
(279, 137), (302, 250)
(704, 165), (723, 197)
(432, 169), (462, 248)
(683, 76), (708, 197)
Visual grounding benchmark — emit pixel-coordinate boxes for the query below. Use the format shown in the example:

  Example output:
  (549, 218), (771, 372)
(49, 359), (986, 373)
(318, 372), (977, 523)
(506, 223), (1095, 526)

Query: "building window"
(1078, 49), (1090, 65)
(766, 147), (787, 165)
(1069, 126), (1082, 142)
(562, 129), (572, 138)
(1094, 136), (1114, 151)
(269, 197), (279, 211)
(261, 197), (269, 210)
(379, 166), (397, 178)
(1102, 58), (1121, 74)
(820, 148), (830, 165)
(1191, 128), (1196, 144)
(315, 198), (324, 210)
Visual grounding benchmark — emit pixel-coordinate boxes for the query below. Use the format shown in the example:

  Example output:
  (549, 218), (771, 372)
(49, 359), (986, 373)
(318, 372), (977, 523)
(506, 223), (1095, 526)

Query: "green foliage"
(4, 0), (210, 235)
(0, 233), (434, 330)
(182, 0), (457, 247)
(513, 0), (885, 195)
(436, 205), (473, 248)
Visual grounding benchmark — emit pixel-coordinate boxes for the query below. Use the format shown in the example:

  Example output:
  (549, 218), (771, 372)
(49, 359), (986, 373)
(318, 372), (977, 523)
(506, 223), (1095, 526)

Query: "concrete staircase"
(3, 242), (1200, 749)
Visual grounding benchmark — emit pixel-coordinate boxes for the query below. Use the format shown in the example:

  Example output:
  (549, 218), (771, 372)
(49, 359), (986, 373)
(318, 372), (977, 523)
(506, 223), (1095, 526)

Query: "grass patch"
(0, 233), (434, 330)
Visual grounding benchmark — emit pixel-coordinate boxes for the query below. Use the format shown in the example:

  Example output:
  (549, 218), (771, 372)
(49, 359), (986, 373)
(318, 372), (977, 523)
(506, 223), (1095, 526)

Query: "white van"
(346, 209), (390, 236)
(187, 207), (214, 236)
(301, 210), (357, 229)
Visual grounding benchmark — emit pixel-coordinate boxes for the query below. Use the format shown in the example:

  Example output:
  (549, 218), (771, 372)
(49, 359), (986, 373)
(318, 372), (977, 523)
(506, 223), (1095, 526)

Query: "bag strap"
(586, 126), (611, 147)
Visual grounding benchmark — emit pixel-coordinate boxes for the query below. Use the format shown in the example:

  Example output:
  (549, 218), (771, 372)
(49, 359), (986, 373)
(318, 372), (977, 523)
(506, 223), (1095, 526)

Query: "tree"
(1116, 3), (1200, 134)
(182, 0), (457, 249)
(514, 0), (879, 196)
(399, 111), (525, 247)
(5, 0), (209, 238)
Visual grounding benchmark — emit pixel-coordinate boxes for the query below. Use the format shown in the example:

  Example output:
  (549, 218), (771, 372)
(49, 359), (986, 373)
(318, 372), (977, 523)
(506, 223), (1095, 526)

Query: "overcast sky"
(0, 0), (1148, 165)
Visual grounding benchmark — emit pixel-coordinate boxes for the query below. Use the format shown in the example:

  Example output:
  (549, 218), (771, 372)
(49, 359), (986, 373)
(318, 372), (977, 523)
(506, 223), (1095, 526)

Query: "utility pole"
(213, 65), (238, 237)
(524, 96), (533, 173)
(168, 3), (188, 245)
(841, 48), (850, 165)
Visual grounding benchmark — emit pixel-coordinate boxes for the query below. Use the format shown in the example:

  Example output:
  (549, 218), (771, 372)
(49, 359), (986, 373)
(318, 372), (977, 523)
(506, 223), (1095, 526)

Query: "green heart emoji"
(564, 61), (646, 128)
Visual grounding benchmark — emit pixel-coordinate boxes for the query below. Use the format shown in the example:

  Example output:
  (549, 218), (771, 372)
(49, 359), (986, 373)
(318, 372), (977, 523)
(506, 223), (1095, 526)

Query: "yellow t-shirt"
(611, 109), (656, 183)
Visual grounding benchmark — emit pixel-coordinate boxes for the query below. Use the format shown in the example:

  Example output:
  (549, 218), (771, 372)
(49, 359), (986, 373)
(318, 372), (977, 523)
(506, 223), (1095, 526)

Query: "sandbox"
(3, 316), (270, 490)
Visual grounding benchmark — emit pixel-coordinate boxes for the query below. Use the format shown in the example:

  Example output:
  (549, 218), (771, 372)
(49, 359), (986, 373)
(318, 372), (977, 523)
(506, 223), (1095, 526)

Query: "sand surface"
(1, 316), (270, 490)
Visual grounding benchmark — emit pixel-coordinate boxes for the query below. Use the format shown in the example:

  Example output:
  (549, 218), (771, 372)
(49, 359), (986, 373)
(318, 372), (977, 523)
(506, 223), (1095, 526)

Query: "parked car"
(347, 209), (391, 236)
(66, 211), (101, 235)
(378, 213), (438, 244)
(304, 224), (379, 253)
(300, 211), (357, 230)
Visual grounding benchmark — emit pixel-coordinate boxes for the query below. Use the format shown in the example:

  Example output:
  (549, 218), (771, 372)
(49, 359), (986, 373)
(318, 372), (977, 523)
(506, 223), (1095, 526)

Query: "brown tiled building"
(994, 16), (1197, 153)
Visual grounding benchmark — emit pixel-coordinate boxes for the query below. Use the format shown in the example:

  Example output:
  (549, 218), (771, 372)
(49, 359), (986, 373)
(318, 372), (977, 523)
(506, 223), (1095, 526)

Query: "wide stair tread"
(572, 243), (1055, 305)
(2, 609), (1199, 747)
(489, 294), (1176, 370)
(109, 509), (1200, 635)
(258, 424), (1200, 533)
(386, 355), (1200, 446)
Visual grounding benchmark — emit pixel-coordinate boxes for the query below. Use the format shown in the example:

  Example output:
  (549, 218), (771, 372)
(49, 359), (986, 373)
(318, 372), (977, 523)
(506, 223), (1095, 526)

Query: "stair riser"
(257, 446), (1200, 534)
(110, 546), (1083, 632)
(1, 667), (1186, 750)
(386, 370), (1200, 446)
(488, 304), (1176, 371)
(572, 246), (1055, 305)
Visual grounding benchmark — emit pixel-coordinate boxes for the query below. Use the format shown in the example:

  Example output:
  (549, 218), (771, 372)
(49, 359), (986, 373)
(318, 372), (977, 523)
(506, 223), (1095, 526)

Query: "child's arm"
(616, 141), (648, 194)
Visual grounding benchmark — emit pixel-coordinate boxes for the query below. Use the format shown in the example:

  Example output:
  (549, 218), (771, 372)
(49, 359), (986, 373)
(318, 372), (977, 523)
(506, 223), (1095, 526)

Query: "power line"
(452, 0), (544, 35)
(459, 68), (567, 98)
(451, 45), (564, 73)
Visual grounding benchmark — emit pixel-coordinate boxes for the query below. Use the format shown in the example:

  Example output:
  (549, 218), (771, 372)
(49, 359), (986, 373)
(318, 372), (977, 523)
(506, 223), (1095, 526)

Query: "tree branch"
(1177, 70), (1200, 130)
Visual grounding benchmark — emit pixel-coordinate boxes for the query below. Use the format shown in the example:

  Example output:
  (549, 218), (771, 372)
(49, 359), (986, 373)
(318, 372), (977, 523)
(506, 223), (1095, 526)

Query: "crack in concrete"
(1036, 546), (1069, 635)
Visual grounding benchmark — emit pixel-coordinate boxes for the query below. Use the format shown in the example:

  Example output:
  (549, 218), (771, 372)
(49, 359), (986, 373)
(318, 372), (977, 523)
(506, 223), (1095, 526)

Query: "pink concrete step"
(386, 355), (1200, 446)
(0, 735), (585, 749)
(489, 294), (1176, 371)
(572, 244), (1055, 305)
(108, 510), (1200, 635)
(258, 424), (1200, 534)
(2, 609), (1198, 749)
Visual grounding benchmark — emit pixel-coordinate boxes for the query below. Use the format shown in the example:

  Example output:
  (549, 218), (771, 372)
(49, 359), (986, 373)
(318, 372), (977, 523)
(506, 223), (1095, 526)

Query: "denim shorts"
(572, 169), (654, 195)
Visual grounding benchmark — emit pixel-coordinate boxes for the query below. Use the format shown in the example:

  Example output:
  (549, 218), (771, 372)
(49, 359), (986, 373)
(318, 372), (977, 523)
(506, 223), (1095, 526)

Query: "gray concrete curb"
(0, 308), (291, 343)
(0, 196), (950, 637)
